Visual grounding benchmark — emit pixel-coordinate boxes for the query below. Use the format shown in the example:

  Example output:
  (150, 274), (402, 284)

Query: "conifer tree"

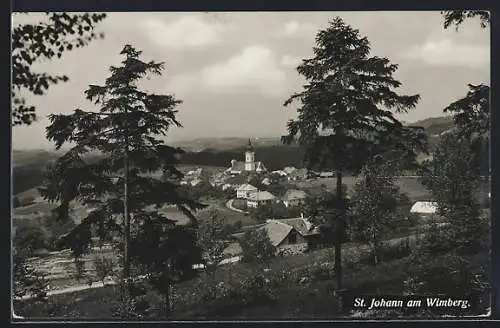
(283, 17), (426, 289)
(39, 45), (204, 315)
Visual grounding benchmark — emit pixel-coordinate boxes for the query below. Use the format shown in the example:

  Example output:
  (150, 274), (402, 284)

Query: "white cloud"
(165, 46), (289, 96)
(142, 16), (225, 50)
(275, 20), (317, 38)
(403, 39), (489, 68)
(200, 46), (288, 95)
(280, 54), (301, 68)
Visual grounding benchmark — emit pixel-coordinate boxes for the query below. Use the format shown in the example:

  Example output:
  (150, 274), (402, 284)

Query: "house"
(282, 189), (308, 207)
(232, 217), (320, 256)
(247, 191), (276, 208)
(283, 166), (297, 175)
(225, 139), (267, 175)
(410, 201), (438, 219)
(288, 168), (308, 181)
(319, 171), (335, 178)
(236, 184), (258, 199)
(271, 170), (288, 177)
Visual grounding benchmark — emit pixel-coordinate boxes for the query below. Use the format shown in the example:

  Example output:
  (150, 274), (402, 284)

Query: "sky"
(12, 11), (490, 150)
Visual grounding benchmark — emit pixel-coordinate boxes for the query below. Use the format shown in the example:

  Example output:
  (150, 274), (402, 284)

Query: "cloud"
(142, 16), (225, 50)
(280, 54), (301, 68)
(167, 45), (288, 96)
(275, 20), (317, 38)
(402, 38), (489, 68)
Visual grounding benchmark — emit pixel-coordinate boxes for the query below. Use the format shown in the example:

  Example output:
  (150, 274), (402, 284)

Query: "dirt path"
(225, 199), (248, 214)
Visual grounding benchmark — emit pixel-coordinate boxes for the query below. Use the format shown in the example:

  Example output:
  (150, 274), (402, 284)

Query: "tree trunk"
(123, 153), (130, 292)
(372, 230), (379, 266)
(164, 283), (172, 316)
(335, 171), (343, 290)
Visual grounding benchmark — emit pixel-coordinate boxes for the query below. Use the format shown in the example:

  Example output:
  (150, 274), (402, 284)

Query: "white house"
(247, 191), (276, 208)
(282, 189), (308, 207)
(410, 201), (438, 215)
(236, 184), (258, 199)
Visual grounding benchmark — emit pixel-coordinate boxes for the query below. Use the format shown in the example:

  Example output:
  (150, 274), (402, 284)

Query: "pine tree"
(39, 45), (204, 316)
(283, 17), (426, 289)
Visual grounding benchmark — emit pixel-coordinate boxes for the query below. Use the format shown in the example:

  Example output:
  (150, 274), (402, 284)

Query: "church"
(226, 139), (267, 175)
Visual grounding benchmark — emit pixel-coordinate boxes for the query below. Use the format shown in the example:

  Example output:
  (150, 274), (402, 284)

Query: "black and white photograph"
(11, 10), (491, 320)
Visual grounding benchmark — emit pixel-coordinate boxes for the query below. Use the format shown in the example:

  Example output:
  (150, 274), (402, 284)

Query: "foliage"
(14, 224), (48, 256)
(248, 202), (299, 222)
(404, 253), (489, 315)
(38, 45), (205, 317)
(13, 253), (49, 301)
(442, 10), (490, 30)
(420, 132), (486, 254)
(11, 13), (107, 125)
(239, 229), (276, 263)
(444, 84), (490, 139)
(93, 255), (116, 285)
(282, 17), (426, 288)
(348, 154), (408, 264)
(196, 208), (229, 274)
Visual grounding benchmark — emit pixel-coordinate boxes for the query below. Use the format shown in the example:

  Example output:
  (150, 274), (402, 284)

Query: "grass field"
(294, 176), (490, 202)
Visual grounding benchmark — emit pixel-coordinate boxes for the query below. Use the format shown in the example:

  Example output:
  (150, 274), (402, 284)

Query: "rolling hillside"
(11, 116), (465, 195)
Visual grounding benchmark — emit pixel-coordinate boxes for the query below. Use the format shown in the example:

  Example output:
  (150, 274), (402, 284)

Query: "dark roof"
(276, 218), (319, 236)
(246, 139), (253, 151)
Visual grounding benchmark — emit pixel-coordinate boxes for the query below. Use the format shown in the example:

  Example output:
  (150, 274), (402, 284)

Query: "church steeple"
(244, 138), (255, 171)
(246, 138), (253, 151)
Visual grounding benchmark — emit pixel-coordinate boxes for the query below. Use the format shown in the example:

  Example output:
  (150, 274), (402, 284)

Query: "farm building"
(410, 201), (438, 215)
(247, 191), (276, 208)
(232, 217), (320, 255)
(410, 201), (438, 220)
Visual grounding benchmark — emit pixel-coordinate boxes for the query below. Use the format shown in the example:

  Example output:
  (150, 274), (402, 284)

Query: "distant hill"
(409, 116), (454, 136)
(10, 116), (460, 195)
(170, 137), (283, 152)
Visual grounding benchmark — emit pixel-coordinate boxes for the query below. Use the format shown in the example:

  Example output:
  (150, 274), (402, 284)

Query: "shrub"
(403, 253), (489, 316)
(239, 229), (276, 263)
(93, 256), (115, 285)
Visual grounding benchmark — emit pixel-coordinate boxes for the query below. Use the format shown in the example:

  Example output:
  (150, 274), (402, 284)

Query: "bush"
(14, 225), (48, 256)
(93, 256), (115, 285)
(239, 229), (276, 263)
(403, 253), (489, 316)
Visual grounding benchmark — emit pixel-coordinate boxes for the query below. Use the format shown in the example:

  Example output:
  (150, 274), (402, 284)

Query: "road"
(225, 199), (248, 214)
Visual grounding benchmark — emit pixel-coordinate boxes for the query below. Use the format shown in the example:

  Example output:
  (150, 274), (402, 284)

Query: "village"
(11, 11), (491, 320)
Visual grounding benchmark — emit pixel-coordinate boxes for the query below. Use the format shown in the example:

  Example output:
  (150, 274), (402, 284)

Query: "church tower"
(244, 139), (256, 171)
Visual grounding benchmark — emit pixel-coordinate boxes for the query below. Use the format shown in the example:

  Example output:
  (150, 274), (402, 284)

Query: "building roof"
(410, 201), (438, 214)
(248, 191), (276, 201)
(282, 189), (308, 201)
(260, 220), (293, 247)
(276, 217), (318, 236)
(237, 183), (258, 192)
(256, 162), (266, 172)
(246, 139), (254, 152)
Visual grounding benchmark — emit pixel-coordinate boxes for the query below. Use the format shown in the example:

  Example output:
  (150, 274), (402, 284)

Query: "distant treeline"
(179, 145), (306, 171)
(12, 163), (46, 195)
